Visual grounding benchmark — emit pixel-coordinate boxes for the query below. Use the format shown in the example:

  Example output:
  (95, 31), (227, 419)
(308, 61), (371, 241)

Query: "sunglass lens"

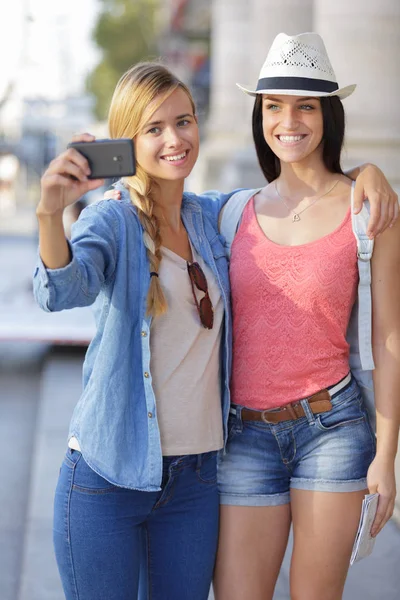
(199, 295), (214, 329)
(189, 263), (207, 292)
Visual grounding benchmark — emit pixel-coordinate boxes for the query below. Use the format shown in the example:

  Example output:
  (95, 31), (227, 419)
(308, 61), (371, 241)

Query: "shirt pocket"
(209, 233), (228, 260)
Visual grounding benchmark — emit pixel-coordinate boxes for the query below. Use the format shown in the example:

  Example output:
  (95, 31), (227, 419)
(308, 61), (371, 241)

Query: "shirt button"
(144, 372), (149, 378)
(141, 331), (147, 337)
(148, 412), (153, 418)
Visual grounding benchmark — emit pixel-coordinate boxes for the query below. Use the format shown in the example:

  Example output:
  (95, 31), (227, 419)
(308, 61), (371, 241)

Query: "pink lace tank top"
(230, 197), (358, 410)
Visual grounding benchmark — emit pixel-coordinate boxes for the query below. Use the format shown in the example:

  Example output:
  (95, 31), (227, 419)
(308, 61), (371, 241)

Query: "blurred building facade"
(0, 93), (95, 217)
(0, 1), (98, 214)
(158, 0), (212, 129)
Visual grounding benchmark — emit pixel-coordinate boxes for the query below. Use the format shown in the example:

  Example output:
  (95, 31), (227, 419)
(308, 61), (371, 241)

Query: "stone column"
(188, 0), (253, 192)
(251, 0), (314, 74)
(192, 0), (313, 192)
(314, 0), (400, 191)
(207, 0), (253, 144)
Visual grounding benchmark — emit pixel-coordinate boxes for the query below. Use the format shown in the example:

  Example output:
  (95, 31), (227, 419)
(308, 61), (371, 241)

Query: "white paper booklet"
(350, 493), (379, 565)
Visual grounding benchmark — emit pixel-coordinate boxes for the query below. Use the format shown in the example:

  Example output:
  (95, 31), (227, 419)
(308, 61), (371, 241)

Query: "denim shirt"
(33, 185), (238, 491)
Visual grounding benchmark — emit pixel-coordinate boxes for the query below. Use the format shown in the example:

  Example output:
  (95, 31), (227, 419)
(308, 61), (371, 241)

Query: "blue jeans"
(54, 449), (219, 600)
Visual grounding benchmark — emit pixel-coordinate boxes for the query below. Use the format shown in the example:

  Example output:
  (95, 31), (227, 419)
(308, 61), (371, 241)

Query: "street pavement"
(0, 344), (45, 600)
(0, 234), (95, 345)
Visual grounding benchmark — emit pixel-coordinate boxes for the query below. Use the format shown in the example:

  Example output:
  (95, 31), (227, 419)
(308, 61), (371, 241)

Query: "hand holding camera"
(38, 133), (135, 217)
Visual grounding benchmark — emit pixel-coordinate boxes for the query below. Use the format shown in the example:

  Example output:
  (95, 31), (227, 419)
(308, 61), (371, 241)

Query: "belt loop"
(230, 404), (243, 424)
(300, 399), (315, 425)
(232, 405), (244, 433)
(196, 453), (202, 469)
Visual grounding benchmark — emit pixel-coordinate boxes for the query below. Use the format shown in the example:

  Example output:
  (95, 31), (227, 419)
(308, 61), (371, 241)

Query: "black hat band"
(256, 76), (339, 93)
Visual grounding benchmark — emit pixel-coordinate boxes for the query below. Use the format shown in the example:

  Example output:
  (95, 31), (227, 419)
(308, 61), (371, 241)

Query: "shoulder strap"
(219, 189), (261, 257)
(350, 182), (375, 370)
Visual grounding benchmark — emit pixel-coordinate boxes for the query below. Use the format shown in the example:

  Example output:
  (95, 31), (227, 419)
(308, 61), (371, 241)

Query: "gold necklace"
(275, 180), (340, 222)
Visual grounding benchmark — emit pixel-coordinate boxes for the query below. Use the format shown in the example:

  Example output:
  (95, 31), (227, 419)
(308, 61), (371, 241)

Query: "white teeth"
(164, 152), (186, 161)
(279, 135), (304, 143)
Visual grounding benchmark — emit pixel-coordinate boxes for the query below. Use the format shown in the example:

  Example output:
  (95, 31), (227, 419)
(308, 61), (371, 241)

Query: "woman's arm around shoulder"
(187, 188), (248, 229)
(103, 186), (248, 230)
(347, 163), (398, 237)
(368, 216), (400, 535)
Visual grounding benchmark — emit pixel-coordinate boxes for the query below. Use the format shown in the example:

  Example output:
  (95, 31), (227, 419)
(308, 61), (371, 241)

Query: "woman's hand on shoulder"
(352, 163), (398, 238)
(37, 133), (104, 217)
(103, 189), (121, 200)
(367, 454), (396, 537)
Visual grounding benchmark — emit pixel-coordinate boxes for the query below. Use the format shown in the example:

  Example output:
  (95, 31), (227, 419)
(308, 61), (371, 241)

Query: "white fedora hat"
(237, 32), (356, 100)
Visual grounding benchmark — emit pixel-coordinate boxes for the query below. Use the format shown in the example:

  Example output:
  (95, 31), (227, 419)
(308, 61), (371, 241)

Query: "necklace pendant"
(292, 213), (301, 222)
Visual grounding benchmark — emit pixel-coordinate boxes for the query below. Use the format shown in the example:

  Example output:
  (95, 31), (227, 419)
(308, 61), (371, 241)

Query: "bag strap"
(350, 182), (375, 370)
(219, 188), (261, 257)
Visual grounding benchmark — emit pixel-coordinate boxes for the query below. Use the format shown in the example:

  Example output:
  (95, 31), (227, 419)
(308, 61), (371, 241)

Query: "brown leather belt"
(235, 373), (351, 425)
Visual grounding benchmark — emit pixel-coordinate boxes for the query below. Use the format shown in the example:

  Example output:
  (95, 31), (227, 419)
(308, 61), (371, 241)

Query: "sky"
(0, 0), (101, 100)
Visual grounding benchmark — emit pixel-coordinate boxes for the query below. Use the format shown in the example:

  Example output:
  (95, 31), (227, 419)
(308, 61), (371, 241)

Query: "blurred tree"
(87, 0), (159, 120)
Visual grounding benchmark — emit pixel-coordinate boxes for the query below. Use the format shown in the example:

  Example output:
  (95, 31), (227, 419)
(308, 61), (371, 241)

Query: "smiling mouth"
(277, 135), (307, 143)
(161, 150), (189, 162)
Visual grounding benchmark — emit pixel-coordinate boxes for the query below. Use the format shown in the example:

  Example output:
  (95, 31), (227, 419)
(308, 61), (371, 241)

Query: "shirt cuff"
(34, 239), (78, 287)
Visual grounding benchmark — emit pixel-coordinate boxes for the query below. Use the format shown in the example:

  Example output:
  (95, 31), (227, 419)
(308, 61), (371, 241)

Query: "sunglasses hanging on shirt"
(187, 262), (214, 330)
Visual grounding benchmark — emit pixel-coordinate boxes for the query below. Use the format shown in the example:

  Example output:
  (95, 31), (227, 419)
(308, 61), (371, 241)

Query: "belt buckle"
(261, 409), (276, 424)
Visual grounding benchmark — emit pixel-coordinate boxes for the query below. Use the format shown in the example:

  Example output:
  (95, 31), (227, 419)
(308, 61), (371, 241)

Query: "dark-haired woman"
(214, 32), (400, 600)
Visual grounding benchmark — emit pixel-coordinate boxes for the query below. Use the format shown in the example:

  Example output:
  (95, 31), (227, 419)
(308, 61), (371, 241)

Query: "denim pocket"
(63, 447), (82, 469)
(197, 453), (217, 485)
(315, 395), (365, 431)
(72, 454), (118, 494)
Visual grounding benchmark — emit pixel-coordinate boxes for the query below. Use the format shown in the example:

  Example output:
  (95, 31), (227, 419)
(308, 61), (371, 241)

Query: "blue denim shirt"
(33, 185), (237, 491)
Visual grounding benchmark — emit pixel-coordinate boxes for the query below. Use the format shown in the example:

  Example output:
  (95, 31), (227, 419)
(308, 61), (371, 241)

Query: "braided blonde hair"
(108, 63), (196, 317)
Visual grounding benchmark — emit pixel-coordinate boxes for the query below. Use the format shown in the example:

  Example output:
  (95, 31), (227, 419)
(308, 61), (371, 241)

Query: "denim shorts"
(218, 376), (376, 506)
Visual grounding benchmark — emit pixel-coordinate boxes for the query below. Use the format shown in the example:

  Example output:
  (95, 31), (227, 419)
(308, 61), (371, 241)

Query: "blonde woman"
(34, 63), (233, 600)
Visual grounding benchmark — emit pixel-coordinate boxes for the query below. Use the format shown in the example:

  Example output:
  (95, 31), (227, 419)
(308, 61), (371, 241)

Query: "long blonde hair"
(108, 63), (196, 317)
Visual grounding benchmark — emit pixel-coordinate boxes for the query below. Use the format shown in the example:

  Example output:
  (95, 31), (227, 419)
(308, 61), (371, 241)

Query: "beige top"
(69, 244), (224, 457)
(150, 244), (224, 455)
